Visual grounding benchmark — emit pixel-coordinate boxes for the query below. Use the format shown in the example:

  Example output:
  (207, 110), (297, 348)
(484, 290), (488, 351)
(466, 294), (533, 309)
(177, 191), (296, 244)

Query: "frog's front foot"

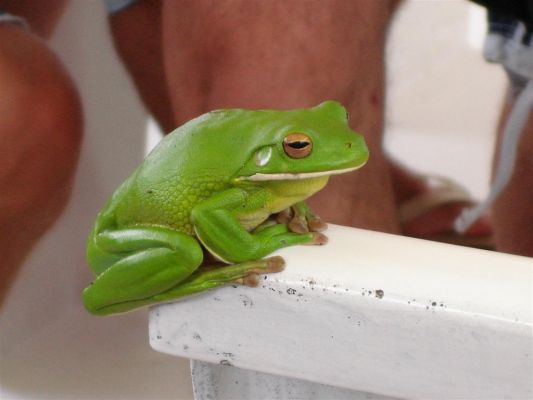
(277, 201), (328, 235)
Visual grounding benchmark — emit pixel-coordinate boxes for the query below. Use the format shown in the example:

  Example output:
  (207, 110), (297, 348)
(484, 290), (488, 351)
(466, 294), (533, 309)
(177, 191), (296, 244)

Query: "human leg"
(107, 0), (175, 132)
(161, 0), (400, 233)
(0, 0), (67, 38)
(492, 92), (533, 256)
(468, 9), (533, 257)
(391, 161), (493, 246)
(0, 6), (82, 304)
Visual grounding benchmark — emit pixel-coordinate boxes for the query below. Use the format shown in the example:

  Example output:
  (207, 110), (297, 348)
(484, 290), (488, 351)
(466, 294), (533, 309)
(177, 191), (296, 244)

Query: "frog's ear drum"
(283, 133), (313, 159)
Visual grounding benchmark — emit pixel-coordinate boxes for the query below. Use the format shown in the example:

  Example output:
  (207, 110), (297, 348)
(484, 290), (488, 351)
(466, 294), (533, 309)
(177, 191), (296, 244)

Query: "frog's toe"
(304, 209), (328, 232)
(240, 256), (286, 275)
(303, 232), (328, 246)
(307, 218), (328, 232)
(265, 255), (285, 273)
(276, 208), (293, 224)
(242, 273), (260, 287)
(284, 203), (328, 234)
(235, 256), (284, 287)
(288, 217), (309, 234)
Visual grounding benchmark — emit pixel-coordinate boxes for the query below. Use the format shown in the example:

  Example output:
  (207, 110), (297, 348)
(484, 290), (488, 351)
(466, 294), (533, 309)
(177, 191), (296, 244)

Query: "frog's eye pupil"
(283, 133), (313, 158)
(288, 141), (309, 149)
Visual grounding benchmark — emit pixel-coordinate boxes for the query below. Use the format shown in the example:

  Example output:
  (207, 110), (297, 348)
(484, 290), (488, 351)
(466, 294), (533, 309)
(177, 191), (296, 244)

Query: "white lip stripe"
(238, 165), (364, 181)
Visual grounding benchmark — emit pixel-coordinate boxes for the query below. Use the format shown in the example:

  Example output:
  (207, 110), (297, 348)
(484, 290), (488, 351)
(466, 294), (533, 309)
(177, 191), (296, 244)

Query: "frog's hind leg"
(83, 227), (203, 315)
(152, 256), (285, 303)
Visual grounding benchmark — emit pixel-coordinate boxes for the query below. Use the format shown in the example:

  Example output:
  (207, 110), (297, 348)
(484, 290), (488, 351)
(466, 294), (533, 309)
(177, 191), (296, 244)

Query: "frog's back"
(112, 169), (228, 235)
(91, 106), (300, 234)
(93, 111), (248, 235)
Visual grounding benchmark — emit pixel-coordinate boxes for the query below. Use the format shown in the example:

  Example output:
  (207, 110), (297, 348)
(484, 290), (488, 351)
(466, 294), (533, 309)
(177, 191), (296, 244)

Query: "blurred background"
(0, 1), (506, 399)
(386, 0), (505, 199)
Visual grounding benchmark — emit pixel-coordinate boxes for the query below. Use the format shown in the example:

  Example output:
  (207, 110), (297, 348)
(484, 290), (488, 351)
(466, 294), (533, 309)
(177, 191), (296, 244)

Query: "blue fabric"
(484, 10), (533, 82)
(104, 0), (138, 15)
(0, 10), (29, 29)
(470, 0), (533, 29)
(488, 10), (532, 46)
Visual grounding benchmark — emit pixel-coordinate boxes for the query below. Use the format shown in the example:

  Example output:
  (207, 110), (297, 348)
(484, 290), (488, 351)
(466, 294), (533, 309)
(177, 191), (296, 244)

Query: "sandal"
(398, 175), (494, 250)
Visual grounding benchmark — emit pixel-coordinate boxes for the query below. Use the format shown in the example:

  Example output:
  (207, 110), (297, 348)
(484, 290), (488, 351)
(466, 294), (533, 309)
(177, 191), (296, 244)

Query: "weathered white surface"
(150, 224), (533, 399)
(190, 361), (397, 400)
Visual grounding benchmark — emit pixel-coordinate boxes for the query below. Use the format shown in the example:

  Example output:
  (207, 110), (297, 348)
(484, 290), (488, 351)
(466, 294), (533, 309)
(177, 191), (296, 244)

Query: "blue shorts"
(0, 1), (139, 30)
(0, 10), (28, 30)
(104, 0), (138, 15)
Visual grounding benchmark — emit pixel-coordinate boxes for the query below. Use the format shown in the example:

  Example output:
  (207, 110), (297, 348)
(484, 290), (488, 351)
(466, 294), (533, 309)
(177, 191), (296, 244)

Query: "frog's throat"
(237, 165), (363, 182)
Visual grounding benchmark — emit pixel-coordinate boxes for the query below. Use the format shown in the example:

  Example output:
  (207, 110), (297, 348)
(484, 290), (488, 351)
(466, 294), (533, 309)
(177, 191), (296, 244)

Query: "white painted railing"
(149, 225), (533, 399)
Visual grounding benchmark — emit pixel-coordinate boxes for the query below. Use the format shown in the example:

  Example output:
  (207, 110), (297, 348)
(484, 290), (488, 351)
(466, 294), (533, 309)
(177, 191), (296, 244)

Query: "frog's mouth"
(238, 165), (363, 181)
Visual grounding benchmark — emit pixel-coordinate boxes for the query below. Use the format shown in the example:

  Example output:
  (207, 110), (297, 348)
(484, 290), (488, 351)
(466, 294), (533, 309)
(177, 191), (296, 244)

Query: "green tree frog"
(83, 101), (368, 315)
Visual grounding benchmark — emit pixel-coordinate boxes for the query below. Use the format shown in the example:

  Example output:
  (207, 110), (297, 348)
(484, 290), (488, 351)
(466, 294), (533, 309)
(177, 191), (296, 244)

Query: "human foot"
(390, 162), (494, 249)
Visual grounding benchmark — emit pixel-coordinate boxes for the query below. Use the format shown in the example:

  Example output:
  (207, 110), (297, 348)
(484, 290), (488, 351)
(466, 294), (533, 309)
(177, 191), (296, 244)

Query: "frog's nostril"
(345, 142), (352, 149)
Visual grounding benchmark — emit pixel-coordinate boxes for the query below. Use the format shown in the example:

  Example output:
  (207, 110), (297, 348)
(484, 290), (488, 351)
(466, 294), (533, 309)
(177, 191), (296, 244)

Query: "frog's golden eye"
(283, 133), (313, 159)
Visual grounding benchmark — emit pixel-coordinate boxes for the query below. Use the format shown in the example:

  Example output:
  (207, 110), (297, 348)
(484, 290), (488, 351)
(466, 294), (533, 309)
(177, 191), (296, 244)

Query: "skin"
(111, 0), (493, 242)
(110, 0), (401, 234)
(492, 89), (533, 256)
(0, 0), (82, 306)
(107, 0), (174, 132)
(0, 0), (67, 38)
(83, 101), (369, 315)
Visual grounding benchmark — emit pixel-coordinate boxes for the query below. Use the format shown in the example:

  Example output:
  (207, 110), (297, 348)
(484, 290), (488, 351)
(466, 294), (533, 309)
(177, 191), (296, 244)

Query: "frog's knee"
(86, 237), (121, 275)
(166, 232), (204, 267)
(82, 286), (103, 316)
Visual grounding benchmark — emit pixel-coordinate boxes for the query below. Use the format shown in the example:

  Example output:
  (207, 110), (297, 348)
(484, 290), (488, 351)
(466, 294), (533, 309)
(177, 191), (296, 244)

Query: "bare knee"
(0, 25), (82, 249)
(0, 26), (82, 218)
